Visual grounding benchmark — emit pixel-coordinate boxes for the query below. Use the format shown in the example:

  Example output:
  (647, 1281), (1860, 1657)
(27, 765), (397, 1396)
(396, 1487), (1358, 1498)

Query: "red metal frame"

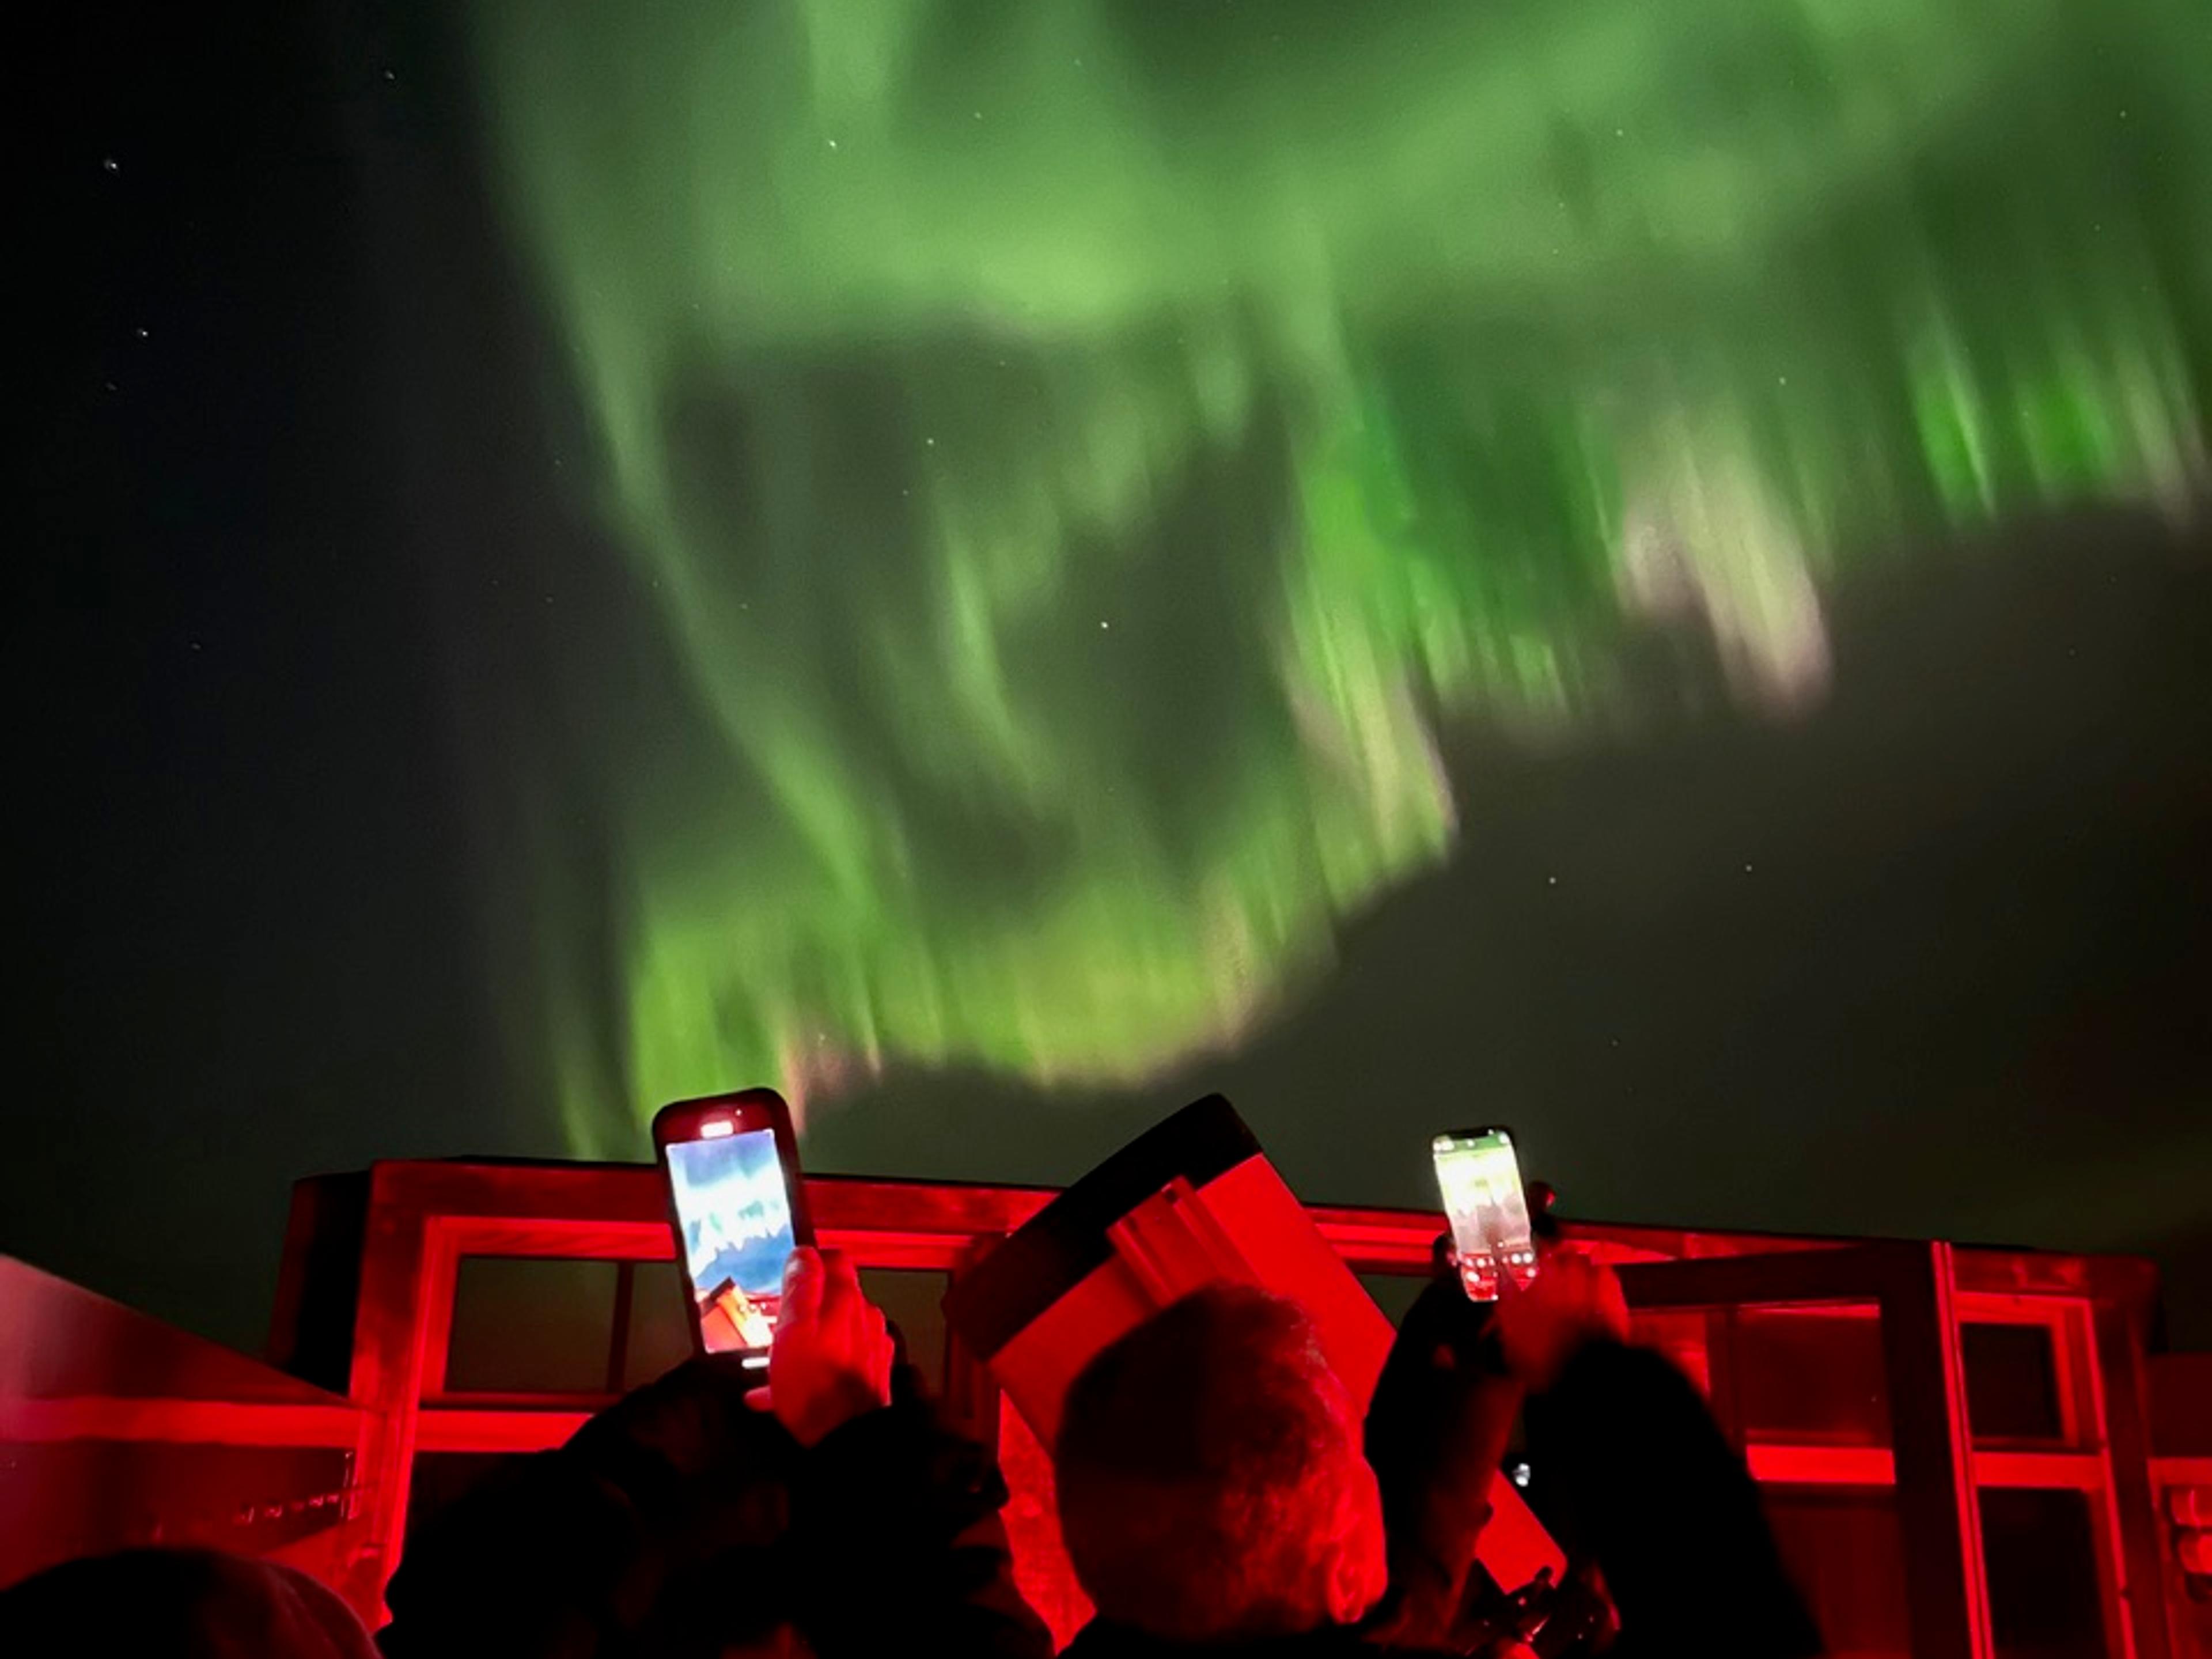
(0, 1399), (361, 1448)
(1615, 1243), (1997, 1659)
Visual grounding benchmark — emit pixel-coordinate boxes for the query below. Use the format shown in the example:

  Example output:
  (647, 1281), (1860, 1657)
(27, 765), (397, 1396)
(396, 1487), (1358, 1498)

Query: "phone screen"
(1433, 1127), (1537, 1301)
(664, 1126), (800, 1359)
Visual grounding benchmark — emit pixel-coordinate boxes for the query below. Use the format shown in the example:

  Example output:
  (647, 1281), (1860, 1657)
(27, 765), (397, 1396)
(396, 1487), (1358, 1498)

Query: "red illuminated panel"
(995, 1405), (1092, 1648)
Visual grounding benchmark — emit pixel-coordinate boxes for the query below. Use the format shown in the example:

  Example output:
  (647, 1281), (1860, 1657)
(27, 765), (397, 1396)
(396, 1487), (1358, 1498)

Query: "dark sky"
(12, 3), (2211, 1356)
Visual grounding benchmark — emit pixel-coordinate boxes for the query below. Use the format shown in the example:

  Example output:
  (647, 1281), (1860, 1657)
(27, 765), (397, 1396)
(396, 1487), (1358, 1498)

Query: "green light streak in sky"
(468, 0), (2209, 1149)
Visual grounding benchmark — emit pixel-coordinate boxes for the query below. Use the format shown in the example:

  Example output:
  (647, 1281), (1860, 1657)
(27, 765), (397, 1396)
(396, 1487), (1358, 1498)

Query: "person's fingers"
(1548, 1251), (1597, 1293)
(867, 1312), (896, 1397)
(1591, 1262), (1630, 1338)
(812, 1249), (869, 1343)
(872, 1347), (894, 1399)
(830, 1271), (889, 1363)
(813, 1247), (863, 1308)
(1540, 1252), (1627, 1337)
(782, 1245), (826, 1324)
(849, 1293), (889, 1374)
(744, 1386), (776, 1413)
(1559, 1260), (1605, 1318)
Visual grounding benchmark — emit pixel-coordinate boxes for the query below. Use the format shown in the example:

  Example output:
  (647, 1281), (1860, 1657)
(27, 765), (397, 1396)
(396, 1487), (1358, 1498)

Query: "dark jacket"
(1361, 1271), (1823, 1659)
(1526, 1338), (1824, 1659)
(1063, 1626), (1454, 1659)
(1363, 1272), (1525, 1649)
(378, 1358), (1051, 1659)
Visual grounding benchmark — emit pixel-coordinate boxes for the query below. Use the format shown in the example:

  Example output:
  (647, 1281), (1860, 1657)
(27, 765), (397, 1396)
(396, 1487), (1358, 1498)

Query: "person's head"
(0, 1547), (377, 1659)
(1052, 1284), (1388, 1643)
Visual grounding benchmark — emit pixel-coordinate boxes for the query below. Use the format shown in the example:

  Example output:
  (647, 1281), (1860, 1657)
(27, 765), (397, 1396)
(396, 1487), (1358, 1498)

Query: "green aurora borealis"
(467, 0), (2210, 1150)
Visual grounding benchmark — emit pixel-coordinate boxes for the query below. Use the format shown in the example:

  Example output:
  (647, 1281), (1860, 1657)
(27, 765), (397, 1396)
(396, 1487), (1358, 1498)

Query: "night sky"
(14, 1), (2212, 1355)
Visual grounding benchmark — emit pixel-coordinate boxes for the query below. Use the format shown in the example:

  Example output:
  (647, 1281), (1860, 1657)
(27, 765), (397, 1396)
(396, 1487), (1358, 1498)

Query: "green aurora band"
(467, 0), (2211, 1150)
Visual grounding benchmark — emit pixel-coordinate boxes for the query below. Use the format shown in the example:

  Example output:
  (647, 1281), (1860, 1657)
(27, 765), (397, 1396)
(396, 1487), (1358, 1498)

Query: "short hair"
(1053, 1285), (1374, 1642)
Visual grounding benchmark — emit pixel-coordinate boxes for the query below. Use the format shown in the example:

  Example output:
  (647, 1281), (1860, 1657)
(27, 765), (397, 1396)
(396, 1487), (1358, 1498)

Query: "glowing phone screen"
(665, 1128), (798, 1357)
(1433, 1128), (1537, 1301)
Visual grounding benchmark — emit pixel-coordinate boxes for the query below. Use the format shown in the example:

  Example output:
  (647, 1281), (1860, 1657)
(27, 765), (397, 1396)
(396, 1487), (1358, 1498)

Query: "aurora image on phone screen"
(665, 1129), (797, 1354)
(1433, 1130), (1537, 1300)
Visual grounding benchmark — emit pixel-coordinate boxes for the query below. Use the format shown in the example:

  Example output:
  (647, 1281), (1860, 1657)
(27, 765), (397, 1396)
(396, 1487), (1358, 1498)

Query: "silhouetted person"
(380, 1240), (1817, 1659)
(1054, 1263), (1820, 1658)
(380, 1246), (1048, 1659)
(0, 1547), (380, 1659)
(1505, 1258), (1821, 1658)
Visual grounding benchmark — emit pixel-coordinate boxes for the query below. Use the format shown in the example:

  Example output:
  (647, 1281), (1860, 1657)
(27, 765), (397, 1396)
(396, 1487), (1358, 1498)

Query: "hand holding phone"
(1431, 1127), (1539, 1302)
(1491, 1251), (1629, 1390)
(761, 1246), (896, 1445)
(654, 1089), (813, 1368)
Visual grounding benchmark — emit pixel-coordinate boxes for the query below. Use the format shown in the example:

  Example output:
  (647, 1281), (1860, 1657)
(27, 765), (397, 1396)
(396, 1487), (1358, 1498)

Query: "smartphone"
(1431, 1126), (1537, 1302)
(653, 1089), (813, 1367)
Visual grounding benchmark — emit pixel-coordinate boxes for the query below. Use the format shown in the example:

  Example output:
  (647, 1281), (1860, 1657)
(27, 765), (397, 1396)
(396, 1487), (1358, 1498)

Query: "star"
(102, 157), (119, 174)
